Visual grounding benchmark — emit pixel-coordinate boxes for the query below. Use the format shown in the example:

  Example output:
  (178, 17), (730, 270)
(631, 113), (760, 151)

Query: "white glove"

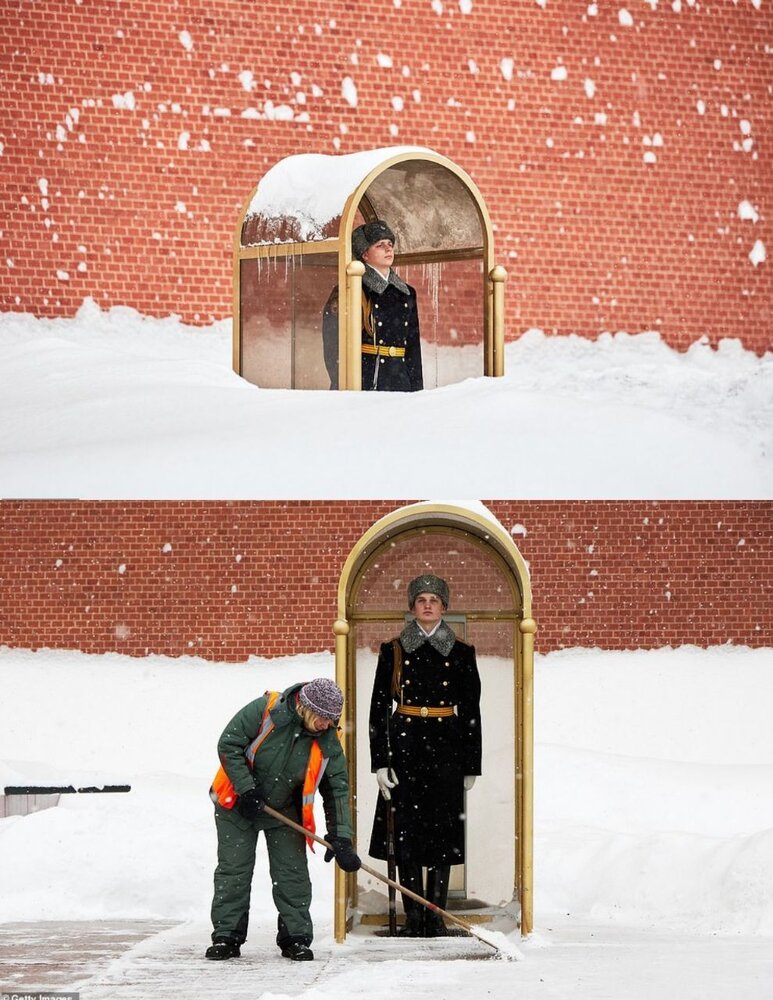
(376, 767), (399, 801)
(463, 775), (477, 791)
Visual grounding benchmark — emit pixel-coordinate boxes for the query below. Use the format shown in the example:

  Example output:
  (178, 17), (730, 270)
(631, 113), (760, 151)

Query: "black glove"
(236, 786), (265, 821)
(323, 835), (362, 872)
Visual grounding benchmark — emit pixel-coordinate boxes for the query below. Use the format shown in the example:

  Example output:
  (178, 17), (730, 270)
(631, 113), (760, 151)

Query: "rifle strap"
(390, 638), (403, 700)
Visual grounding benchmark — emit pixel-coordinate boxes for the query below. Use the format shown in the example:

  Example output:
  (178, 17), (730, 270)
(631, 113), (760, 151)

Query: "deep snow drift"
(1, 643), (771, 998)
(0, 300), (770, 498)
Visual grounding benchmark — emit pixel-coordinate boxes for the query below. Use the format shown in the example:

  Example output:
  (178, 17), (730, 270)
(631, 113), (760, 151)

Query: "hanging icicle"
(421, 261), (442, 324)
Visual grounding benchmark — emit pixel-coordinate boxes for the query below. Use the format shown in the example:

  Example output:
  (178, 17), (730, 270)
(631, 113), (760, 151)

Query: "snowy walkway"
(1, 918), (771, 1000)
(0, 919), (175, 991)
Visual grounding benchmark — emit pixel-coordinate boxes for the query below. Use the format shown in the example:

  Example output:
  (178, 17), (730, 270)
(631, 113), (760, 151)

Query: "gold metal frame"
(232, 150), (508, 387)
(332, 502), (536, 940)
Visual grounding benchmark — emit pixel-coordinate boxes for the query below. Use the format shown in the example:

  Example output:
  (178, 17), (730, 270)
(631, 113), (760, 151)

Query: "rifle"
(385, 707), (397, 936)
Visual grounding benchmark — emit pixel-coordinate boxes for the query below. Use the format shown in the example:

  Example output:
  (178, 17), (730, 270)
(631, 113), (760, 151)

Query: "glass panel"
(240, 253), (338, 389)
(350, 529), (517, 927)
(240, 257), (292, 389)
(292, 253), (340, 390)
(364, 160), (483, 254)
(354, 531), (515, 614)
(400, 258), (484, 388)
(465, 621), (516, 905)
(353, 617), (396, 920)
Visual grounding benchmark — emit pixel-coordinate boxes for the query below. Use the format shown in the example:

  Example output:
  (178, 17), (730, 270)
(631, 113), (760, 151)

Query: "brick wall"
(1, 501), (770, 660)
(2, 1), (770, 353)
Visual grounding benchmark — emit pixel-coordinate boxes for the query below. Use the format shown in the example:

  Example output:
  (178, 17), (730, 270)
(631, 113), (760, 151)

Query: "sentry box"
(331, 501), (535, 941)
(233, 148), (507, 391)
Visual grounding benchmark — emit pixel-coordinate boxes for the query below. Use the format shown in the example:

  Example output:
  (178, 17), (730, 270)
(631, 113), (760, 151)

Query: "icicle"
(422, 261), (442, 323)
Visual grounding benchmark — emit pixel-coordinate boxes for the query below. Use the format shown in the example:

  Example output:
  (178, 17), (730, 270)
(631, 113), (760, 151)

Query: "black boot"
(424, 866), (451, 937)
(397, 862), (425, 937)
(281, 942), (314, 961)
(205, 936), (241, 960)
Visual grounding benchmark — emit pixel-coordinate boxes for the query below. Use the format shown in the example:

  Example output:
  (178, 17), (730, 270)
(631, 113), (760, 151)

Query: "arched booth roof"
(336, 500), (533, 617)
(238, 146), (491, 257)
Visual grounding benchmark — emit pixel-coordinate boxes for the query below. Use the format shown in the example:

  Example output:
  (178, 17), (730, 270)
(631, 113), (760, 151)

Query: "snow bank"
(0, 301), (770, 498)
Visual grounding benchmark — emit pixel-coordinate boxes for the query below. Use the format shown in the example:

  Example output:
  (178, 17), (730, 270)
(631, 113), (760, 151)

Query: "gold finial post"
(346, 261), (365, 391)
(332, 617), (350, 941)
(518, 616), (537, 934)
(490, 265), (508, 378)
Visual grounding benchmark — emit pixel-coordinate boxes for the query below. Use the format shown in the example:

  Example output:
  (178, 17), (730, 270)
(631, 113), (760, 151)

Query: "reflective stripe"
(209, 691), (280, 809)
(244, 707), (278, 765)
(300, 746), (328, 850)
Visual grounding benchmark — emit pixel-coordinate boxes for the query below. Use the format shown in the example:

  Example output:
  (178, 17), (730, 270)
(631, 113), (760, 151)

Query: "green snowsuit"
(210, 683), (353, 948)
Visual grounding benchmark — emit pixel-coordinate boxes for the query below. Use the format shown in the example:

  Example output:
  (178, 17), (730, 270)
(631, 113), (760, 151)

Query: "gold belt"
(396, 705), (455, 718)
(361, 344), (406, 357)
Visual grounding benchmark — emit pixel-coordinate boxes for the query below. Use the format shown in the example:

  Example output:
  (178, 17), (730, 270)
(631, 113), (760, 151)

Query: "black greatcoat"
(321, 267), (423, 392)
(368, 621), (482, 867)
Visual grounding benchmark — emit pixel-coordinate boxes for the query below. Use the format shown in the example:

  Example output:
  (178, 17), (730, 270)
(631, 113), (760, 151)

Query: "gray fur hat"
(298, 678), (344, 722)
(351, 220), (396, 261)
(407, 574), (450, 609)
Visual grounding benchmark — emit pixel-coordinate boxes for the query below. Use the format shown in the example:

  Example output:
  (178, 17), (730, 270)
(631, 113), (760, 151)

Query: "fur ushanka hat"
(351, 220), (396, 261)
(407, 574), (450, 610)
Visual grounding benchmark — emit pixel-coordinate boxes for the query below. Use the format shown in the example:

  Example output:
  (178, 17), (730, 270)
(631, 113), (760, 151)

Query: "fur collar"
(399, 619), (456, 656)
(362, 266), (410, 297)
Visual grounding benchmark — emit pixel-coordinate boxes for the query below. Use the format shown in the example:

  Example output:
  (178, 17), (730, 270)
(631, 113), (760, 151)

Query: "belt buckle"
(388, 345), (397, 357)
(420, 706), (429, 718)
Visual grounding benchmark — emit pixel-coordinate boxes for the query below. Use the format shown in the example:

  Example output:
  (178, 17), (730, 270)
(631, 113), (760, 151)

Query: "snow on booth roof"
(240, 146), (481, 250)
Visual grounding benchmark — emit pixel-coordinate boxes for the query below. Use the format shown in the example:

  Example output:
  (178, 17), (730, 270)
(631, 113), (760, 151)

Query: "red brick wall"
(1, 501), (770, 660)
(2, 2), (770, 353)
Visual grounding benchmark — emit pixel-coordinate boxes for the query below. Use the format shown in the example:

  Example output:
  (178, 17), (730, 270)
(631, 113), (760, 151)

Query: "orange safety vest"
(209, 690), (328, 850)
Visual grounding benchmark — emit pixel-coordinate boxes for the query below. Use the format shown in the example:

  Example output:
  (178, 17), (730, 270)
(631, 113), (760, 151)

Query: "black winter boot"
(205, 937), (241, 960)
(281, 942), (314, 961)
(397, 862), (425, 937)
(423, 866), (451, 937)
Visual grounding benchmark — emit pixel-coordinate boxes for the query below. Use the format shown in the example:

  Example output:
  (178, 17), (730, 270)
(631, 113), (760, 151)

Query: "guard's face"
(362, 239), (394, 271)
(412, 592), (445, 630)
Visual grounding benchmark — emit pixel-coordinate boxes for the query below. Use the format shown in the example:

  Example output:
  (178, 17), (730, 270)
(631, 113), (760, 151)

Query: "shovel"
(260, 802), (523, 961)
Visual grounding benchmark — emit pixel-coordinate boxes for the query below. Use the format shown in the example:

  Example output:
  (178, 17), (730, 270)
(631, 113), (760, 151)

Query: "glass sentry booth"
(233, 148), (508, 391)
(331, 502), (536, 942)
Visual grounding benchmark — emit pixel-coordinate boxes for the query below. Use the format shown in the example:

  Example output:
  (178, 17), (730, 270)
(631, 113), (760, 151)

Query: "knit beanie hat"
(351, 219), (396, 261)
(407, 574), (450, 609)
(298, 678), (344, 722)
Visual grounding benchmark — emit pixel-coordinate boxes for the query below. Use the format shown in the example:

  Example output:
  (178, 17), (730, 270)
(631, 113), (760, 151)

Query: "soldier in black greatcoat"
(321, 220), (423, 391)
(368, 574), (482, 937)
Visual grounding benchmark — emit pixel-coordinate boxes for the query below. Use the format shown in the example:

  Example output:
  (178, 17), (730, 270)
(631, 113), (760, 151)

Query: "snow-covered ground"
(1, 643), (771, 998)
(0, 300), (771, 499)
